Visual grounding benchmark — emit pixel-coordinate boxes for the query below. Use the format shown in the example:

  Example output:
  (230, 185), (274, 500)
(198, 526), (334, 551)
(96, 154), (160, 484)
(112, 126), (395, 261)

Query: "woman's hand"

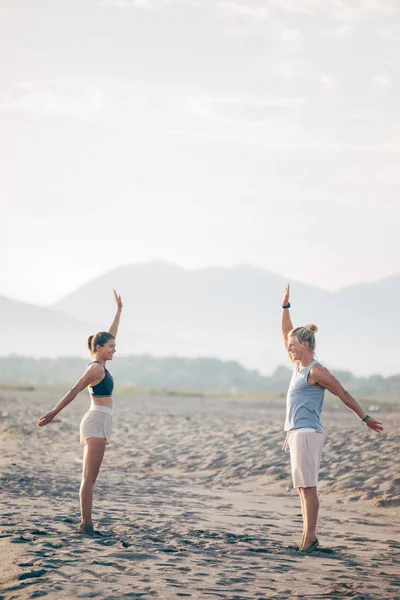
(281, 283), (294, 356)
(113, 289), (123, 312)
(109, 291), (123, 336)
(365, 417), (384, 432)
(282, 283), (290, 307)
(37, 409), (57, 427)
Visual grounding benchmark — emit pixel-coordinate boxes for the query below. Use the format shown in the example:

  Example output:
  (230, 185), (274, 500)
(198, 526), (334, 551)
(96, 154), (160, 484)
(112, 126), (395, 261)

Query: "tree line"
(0, 355), (399, 399)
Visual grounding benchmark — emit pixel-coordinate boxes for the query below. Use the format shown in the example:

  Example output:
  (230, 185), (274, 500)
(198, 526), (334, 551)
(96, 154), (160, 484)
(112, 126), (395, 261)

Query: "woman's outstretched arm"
(310, 364), (384, 432)
(37, 363), (103, 427)
(281, 284), (294, 359)
(108, 289), (123, 338)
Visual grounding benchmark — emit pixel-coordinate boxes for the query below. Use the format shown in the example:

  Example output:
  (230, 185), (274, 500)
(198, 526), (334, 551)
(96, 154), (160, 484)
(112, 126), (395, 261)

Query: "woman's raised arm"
(108, 289), (123, 338)
(281, 284), (294, 357)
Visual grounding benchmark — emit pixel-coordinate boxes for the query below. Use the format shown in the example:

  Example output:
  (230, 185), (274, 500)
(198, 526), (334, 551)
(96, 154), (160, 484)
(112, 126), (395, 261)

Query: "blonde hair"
(290, 324), (318, 353)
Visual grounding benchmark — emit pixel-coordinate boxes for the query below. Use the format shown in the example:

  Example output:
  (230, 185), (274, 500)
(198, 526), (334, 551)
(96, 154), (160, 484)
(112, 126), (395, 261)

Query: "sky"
(1, 0), (399, 305)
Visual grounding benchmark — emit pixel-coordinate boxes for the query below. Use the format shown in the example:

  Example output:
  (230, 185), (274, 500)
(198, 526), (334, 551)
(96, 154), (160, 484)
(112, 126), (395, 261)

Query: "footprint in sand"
(18, 569), (47, 581)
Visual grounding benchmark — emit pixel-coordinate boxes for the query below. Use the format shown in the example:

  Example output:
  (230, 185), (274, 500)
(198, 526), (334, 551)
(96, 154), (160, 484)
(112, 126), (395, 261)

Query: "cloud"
(320, 23), (355, 38)
(267, 0), (394, 22)
(183, 94), (307, 129)
(215, 1), (268, 22)
(265, 0), (320, 14)
(270, 62), (295, 79)
(319, 74), (335, 85)
(378, 26), (400, 42)
(98, 0), (397, 23)
(214, 2), (305, 43)
(280, 28), (302, 42)
(372, 73), (393, 87)
(100, 0), (155, 8)
(222, 25), (252, 36)
(0, 82), (106, 119)
(105, 113), (358, 153)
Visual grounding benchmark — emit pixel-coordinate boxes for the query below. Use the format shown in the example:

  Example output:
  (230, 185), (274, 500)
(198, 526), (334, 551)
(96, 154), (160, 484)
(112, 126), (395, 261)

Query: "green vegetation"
(0, 355), (399, 400)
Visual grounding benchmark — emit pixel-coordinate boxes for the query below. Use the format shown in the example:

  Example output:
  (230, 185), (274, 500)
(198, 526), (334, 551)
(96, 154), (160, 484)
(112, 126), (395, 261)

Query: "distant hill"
(51, 260), (330, 372)
(1, 262), (399, 375)
(52, 261), (400, 376)
(0, 295), (94, 357)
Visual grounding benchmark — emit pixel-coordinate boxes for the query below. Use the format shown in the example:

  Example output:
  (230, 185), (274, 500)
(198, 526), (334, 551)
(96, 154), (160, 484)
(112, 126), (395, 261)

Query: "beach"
(0, 390), (399, 599)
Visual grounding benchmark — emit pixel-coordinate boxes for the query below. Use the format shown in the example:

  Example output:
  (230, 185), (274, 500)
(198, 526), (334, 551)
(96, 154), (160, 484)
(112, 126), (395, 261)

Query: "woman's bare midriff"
(90, 395), (113, 408)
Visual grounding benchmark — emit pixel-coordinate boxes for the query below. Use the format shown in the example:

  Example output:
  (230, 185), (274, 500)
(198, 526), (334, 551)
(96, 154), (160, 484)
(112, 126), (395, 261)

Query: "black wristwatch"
(282, 302), (291, 309)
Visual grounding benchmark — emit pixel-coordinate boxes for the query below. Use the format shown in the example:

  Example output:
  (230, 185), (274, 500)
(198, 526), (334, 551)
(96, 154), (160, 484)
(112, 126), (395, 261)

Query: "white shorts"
(287, 428), (325, 488)
(80, 406), (113, 446)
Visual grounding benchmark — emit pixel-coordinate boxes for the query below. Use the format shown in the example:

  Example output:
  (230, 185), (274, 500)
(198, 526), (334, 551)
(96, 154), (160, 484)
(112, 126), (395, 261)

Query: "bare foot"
(301, 538), (319, 553)
(77, 523), (94, 537)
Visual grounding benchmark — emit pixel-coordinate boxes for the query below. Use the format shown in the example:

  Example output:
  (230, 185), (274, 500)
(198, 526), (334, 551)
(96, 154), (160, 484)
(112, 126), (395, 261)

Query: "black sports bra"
(88, 361), (114, 397)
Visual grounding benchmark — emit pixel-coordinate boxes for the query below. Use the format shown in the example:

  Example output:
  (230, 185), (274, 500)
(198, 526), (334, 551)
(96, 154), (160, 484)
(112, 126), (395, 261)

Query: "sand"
(0, 390), (399, 599)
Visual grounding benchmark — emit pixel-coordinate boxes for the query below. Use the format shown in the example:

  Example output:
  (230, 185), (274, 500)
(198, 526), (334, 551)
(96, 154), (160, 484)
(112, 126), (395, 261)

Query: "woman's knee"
(81, 474), (97, 487)
(299, 486), (317, 496)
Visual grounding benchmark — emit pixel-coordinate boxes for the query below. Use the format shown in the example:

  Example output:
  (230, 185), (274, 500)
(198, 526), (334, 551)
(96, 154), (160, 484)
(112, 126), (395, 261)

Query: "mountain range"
(1, 261), (399, 376)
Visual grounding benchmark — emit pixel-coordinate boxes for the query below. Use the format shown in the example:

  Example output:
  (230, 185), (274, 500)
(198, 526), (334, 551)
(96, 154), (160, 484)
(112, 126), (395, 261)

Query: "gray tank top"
(284, 359), (325, 433)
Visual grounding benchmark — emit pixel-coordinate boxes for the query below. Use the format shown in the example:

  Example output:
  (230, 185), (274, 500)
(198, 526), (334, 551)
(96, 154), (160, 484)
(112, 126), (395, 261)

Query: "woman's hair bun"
(305, 324), (318, 334)
(87, 335), (94, 351)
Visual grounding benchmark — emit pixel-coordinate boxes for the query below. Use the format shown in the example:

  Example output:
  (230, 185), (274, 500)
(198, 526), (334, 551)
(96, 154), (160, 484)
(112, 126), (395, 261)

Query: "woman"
(281, 284), (383, 552)
(37, 289), (123, 536)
